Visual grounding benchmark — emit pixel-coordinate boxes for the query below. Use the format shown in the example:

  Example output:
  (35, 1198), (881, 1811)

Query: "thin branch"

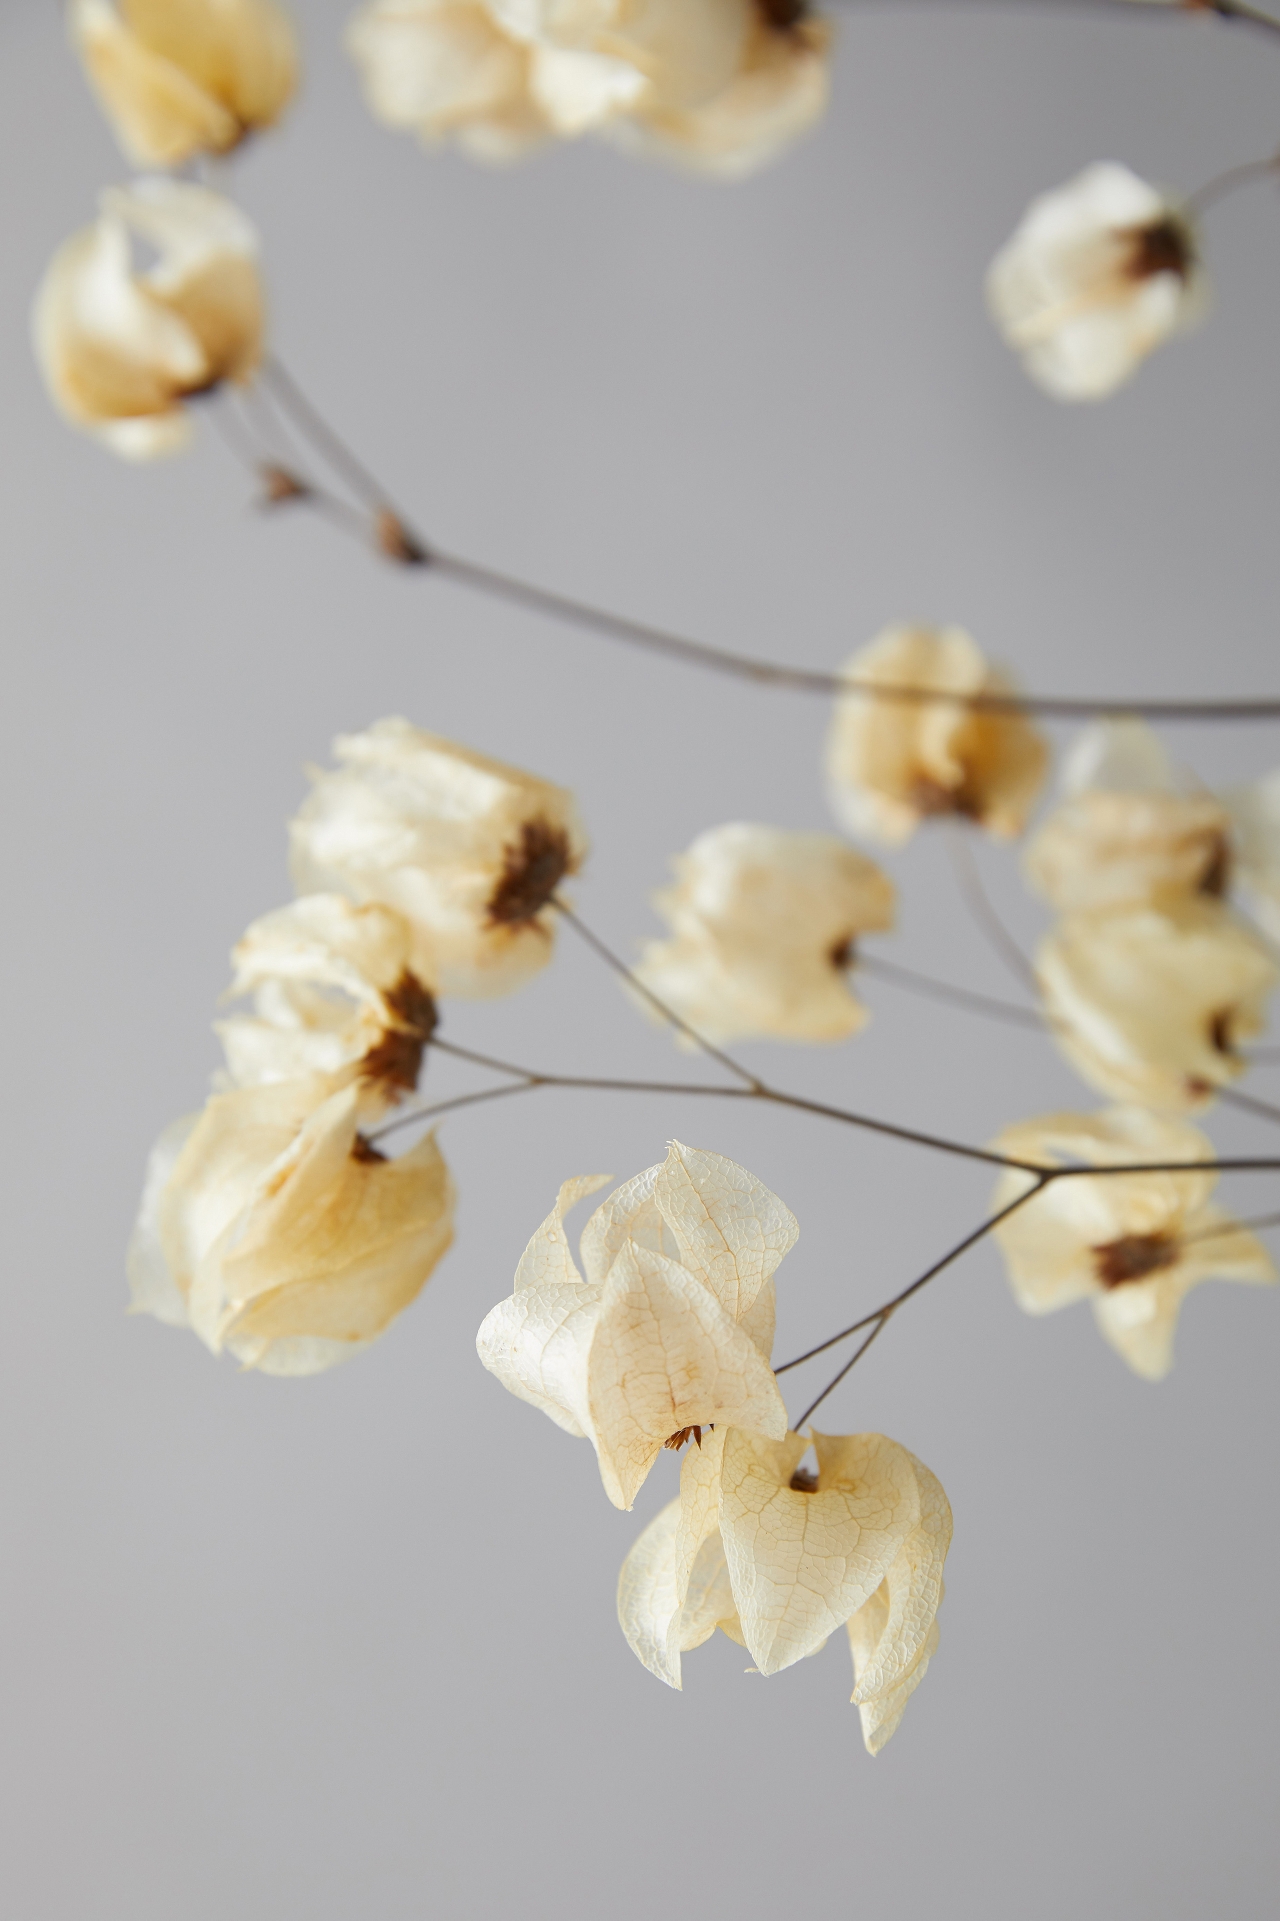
(794, 1319), (890, 1432)
(366, 1080), (540, 1141)
(1185, 151), (1280, 214)
(946, 825), (1041, 993)
(827, 0), (1280, 39)
(857, 952), (1046, 1030)
(242, 356), (1280, 724)
(1218, 1084), (1280, 1127)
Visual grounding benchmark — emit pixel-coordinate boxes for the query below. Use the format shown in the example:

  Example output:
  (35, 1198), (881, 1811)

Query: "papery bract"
(216, 894), (437, 1115)
(1225, 768), (1280, 945)
(987, 162), (1203, 401)
(289, 718), (588, 998)
(991, 1106), (1275, 1378)
(33, 178), (264, 459)
(825, 625), (1048, 845)
(634, 822), (895, 1045)
(1038, 899), (1276, 1111)
(129, 1077), (455, 1373)
(72, 0), (298, 167)
(476, 1142), (796, 1507)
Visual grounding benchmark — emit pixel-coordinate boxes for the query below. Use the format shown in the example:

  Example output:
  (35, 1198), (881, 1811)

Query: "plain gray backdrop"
(2, 2), (1279, 1916)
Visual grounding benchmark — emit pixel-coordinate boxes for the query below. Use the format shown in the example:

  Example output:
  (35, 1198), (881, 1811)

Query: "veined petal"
(617, 1496), (740, 1690)
(849, 1453), (951, 1706)
(849, 1615), (940, 1756)
(653, 1139), (799, 1325)
(475, 1279), (603, 1437)
(513, 1173), (611, 1289)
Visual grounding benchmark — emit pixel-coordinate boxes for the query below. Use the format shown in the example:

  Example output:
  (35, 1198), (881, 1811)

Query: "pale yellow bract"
(987, 161), (1204, 402)
(634, 821), (895, 1046)
(215, 894), (437, 1118)
(33, 178), (264, 460)
(1037, 898), (1277, 1111)
(71, 0), (298, 167)
(991, 1106), (1275, 1378)
(617, 1424), (951, 1754)
(129, 1076), (455, 1374)
(476, 1142), (797, 1508)
(289, 719), (588, 999)
(825, 625), (1049, 846)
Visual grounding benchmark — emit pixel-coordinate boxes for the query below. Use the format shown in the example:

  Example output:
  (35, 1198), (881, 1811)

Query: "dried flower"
(129, 1077), (455, 1374)
(1026, 720), (1232, 913)
(216, 894), (437, 1115)
(33, 179), (264, 460)
(991, 1106), (1275, 1378)
(617, 1424), (949, 1752)
(1224, 768), (1280, 944)
(633, 822), (895, 1044)
(289, 719), (587, 998)
(476, 1143), (796, 1508)
(1037, 899), (1276, 1110)
(613, 8), (831, 178)
(825, 625), (1049, 846)
(71, 0), (298, 168)
(987, 162), (1203, 401)
(346, 0), (550, 160)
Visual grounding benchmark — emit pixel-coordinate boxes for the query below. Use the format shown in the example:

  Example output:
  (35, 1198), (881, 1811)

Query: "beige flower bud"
(1026, 720), (1232, 913)
(1225, 768), (1280, 944)
(215, 895), (437, 1116)
(346, 1), (550, 161)
(71, 0), (298, 167)
(1037, 899), (1277, 1110)
(616, 9), (831, 179)
(617, 1423), (949, 1751)
(289, 719), (588, 999)
(476, 1142), (797, 1508)
(826, 625), (1049, 846)
(129, 1077), (455, 1374)
(33, 179), (264, 460)
(634, 822), (895, 1045)
(991, 1106), (1275, 1379)
(987, 162), (1204, 402)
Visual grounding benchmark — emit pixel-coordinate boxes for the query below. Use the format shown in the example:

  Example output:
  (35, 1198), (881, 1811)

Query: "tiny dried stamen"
(789, 1467), (819, 1492)
(759, 0), (809, 26)
(1199, 833), (1232, 899)
(1209, 1009), (1236, 1058)
(1123, 217), (1194, 284)
(829, 935), (856, 972)
(664, 1426), (702, 1452)
(361, 970), (439, 1093)
(908, 774), (982, 821)
(488, 820), (574, 927)
(351, 1134), (389, 1165)
(1093, 1234), (1179, 1288)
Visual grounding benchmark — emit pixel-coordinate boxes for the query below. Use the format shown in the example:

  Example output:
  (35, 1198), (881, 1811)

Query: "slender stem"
(946, 825), (1041, 993)
(1218, 1084), (1280, 1127)
(794, 1319), (890, 1432)
(1186, 152), (1280, 214)
(244, 355), (1280, 723)
(827, 0), (1280, 37)
(552, 898), (763, 1089)
(856, 952), (1046, 1030)
(1183, 1205), (1280, 1242)
(366, 1080), (540, 1141)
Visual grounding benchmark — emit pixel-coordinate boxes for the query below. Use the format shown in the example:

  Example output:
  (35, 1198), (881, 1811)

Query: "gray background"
(2, 1), (1279, 1915)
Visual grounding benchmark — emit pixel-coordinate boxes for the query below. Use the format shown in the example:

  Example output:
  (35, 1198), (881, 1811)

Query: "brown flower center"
(829, 935), (856, 972)
(1093, 1233), (1179, 1288)
(360, 970), (438, 1094)
(664, 1426), (703, 1452)
(488, 820), (574, 927)
(1209, 1009), (1236, 1058)
(789, 1467), (819, 1492)
(759, 0), (809, 26)
(908, 774), (982, 821)
(1122, 217), (1194, 284)
(351, 1135), (389, 1165)
(1199, 833), (1233, 899)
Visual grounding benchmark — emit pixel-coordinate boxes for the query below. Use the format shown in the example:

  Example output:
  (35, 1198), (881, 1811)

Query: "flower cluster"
(130, 720), (587, 1371)
(347, 0), (831, 175)
(478, 1141), (950, 1753)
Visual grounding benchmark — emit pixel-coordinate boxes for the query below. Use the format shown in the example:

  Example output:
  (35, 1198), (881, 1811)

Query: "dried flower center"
(488, 820), (574, 927)
(664, 1426), (703, 1452)
(829, 935), (856, 972)
(351, 1135), (389, 1165)
(1122, 217), (1194, 284)
(361, 970), (438, 1093)
(1092, 1233), (1179, 1288)
(759, 0), (809, 26)
(1209, 1009), (1236, 1058)
(789, 1467), (819, 1492)
(1199, 833), (1232, 899)
(908, 774), (982, 821)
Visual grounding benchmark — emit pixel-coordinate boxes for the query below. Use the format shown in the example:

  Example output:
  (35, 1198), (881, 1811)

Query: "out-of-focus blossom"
(71, 0), (298, 167)
(346, 0), (829, 171)
(615, 7), (831, 179)
(826, 625), (1049, 846)
(289, 719), (587, 999)
(617, 1424), (949, 1752)
(477, 1143), (795, 1508)
(216, 894), (437, 1115)
(987, 162), (1203, 401)
(1038, 899), (1276, 1110)
(633, 822), (894, 1045)
(1225, 768), (1280, 944)
(1026, 719), (1231, 913)
(991, 1106), (1275, 1378)
(33, 179), (264, 459)
(128, 1077), (455, 1374)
